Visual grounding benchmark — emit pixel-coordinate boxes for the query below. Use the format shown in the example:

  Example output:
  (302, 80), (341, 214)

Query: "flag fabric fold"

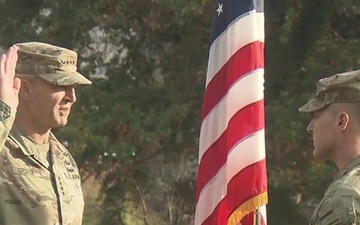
(195, 0), (268, 224)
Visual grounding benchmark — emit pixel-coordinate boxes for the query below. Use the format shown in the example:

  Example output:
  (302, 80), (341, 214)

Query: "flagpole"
(254, 208), (261, 225)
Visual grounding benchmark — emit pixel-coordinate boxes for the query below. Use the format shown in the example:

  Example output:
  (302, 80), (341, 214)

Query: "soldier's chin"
(312, 149), (327, 162)
(51, 119), (68, 128)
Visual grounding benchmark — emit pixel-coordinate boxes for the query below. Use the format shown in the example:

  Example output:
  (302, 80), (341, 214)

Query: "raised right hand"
(0, 45), (21, 110)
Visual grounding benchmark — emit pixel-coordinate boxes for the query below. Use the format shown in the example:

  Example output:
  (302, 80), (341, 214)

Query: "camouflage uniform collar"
(9, 128), (65, 156)
(48, 132), (67, 155)
(334, 155), (360, 180)
(9, 128), (37, 156)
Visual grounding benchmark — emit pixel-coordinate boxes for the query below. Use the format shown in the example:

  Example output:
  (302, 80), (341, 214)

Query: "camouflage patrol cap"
(299, 69), (360, 112)
(15, 42), (92, 86)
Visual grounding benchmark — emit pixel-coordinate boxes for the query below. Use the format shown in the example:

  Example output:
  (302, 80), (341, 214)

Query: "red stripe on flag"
(196, 100), (264, 201)
(201, 41), (264, 120)
(227, 159), (267, 211)
(201, 197), (227, 225)
(240, 211), (255, 225)
(200, 159), (267, 225)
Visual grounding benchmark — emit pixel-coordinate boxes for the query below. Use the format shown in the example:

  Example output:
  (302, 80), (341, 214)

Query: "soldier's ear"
(18, 79), (32, 101)
(336, 112), (350, 132)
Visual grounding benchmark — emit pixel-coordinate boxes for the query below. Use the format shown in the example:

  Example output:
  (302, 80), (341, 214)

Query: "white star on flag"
(216, 3), (223, 16)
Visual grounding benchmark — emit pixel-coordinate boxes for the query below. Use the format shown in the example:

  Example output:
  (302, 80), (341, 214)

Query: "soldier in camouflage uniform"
(0, 42), (92, 225)
(299, 70), (360, 225)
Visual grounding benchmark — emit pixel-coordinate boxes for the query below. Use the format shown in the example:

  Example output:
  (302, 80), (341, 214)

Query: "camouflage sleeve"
(0, 100), (15, 150)
(314, 192), (358, 225)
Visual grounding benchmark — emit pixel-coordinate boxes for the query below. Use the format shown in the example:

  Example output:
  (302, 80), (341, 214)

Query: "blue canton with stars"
(210, 0), (264, 45)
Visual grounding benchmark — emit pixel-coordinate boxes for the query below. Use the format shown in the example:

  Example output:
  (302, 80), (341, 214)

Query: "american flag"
(195, 0), (267, 225)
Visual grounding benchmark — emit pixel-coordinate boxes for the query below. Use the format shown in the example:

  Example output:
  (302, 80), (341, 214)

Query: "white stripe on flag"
(206, 12), (264, 87)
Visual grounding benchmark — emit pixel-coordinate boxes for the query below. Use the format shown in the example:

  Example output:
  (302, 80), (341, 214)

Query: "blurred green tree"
(2, 0), (360, 224)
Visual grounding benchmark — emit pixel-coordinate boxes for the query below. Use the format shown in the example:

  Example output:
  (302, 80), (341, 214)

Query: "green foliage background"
(1, 0), (360, 224)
